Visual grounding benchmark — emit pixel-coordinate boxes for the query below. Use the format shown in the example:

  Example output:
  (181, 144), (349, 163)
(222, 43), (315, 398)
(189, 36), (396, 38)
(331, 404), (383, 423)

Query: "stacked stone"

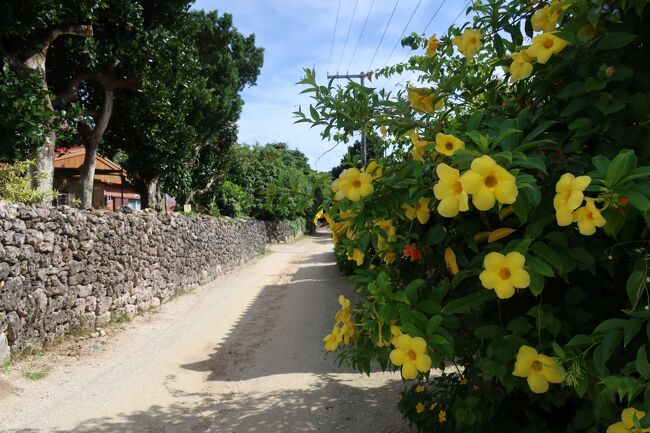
(0, 202), (301, 357)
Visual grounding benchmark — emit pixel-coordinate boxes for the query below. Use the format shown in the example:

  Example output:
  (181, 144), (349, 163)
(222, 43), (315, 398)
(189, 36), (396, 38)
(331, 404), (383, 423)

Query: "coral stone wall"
(0, 203), (302, 354)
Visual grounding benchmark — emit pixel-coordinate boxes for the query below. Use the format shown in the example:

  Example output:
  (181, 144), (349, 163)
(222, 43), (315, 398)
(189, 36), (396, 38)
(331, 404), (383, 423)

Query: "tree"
(0, 1), (96, 196)
(105, 10), (263, 209)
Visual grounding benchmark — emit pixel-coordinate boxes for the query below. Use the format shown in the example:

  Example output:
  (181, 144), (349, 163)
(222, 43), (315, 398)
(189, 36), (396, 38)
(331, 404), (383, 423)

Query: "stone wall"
(0, 203), (303, 356)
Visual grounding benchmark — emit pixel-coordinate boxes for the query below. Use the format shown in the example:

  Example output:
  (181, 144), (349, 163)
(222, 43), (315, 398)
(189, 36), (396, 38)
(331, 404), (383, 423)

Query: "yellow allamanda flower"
(426, 35), (440, 56)
(438, 410), (447, 423)
(479, 252), (530, 299)
(508, 50), (534, 83)
(323, 324), (343, 351)
(554, 173), (591, 226)
(452, 28), (483, 61)
(335, 294), (352, 323)
(527, 32), (569, 64)
(460, 156), (518, 211)
(331, 168), (374, 201)
(401, 198), (431, 224)
(407, 87), (444, 113)
(347, 248), (365, 266)
(407, 131), (433, 162)
(573, 198), (606, 236)
(532, 1), (570, 32)
(363, 160), (383, 179)
(435, 133), (465, 156)
(341, 319), (356, 344)
(389, 334), (432, 380)
(607, 407), (650, 433)
(433, 163), (469, 217)
(512, 345), (564, 394)
(376, 219), (396, 242)
(444, 247), (459, 275)
(415, 402), (426, 413)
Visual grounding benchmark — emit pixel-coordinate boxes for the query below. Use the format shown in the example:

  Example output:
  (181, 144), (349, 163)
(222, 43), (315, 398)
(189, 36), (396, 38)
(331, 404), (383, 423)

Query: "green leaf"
(392, 291), (410, 305)
(593, 318), (627, 334)
(531, 242), (563, 272)
(624, 319), (643, 347)
(592, 155), (611, 175)
(426, 315), (443, 336)
(567, 334), (592, 347)
(626, 270), (646, 308)
(443, 291), (495, 314)
(636, 345), (650, 379)
(557, 82), (585, 100)
(596, 32), (638, 50)
(426, 225), (447, 245)
(526, 255), (554, 277)
(474, 325), (503, 339)
(607, 150), (637, 187)
(405, 279), (426, 304)
(529, 270), (545, 296)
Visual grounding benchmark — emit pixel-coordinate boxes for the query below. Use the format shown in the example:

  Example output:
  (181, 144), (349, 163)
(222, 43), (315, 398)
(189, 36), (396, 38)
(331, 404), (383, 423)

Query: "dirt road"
(0, 231), (413, 433)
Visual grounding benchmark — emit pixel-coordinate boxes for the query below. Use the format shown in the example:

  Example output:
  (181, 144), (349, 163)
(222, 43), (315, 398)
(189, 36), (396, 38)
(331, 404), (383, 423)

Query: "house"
(53, 146), (142, 211)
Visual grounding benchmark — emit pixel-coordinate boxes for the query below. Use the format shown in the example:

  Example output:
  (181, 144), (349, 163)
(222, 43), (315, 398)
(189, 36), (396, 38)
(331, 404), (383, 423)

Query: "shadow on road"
(5, 377), (411, 433)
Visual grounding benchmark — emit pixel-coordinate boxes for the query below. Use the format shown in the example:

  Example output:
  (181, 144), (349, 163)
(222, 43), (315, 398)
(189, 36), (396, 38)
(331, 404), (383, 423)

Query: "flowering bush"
(297, 0), (650, 431)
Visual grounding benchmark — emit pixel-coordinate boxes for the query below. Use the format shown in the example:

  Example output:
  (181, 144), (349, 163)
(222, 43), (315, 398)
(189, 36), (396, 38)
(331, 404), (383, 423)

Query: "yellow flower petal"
(527, 372), (550, 393)
(402, 362), (418, 380)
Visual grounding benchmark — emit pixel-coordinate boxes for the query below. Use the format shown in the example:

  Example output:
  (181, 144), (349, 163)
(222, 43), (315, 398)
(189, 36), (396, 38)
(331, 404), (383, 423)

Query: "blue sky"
(192, 0), (469, 172)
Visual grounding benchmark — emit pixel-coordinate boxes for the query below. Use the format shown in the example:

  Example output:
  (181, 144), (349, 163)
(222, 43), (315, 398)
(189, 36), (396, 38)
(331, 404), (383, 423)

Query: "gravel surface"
(0, 231), (414, 433)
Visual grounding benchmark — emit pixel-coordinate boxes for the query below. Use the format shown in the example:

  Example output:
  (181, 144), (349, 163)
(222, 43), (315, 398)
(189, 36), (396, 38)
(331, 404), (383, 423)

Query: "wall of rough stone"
(0, 203), (303, 356)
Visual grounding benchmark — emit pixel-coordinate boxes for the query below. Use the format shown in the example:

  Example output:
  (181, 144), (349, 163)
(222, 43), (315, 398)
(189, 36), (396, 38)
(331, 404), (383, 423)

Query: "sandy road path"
(0, 232), (413, 433)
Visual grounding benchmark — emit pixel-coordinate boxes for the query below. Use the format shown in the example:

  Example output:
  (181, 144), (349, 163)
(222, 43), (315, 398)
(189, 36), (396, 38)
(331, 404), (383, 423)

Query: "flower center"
(416, 202), (421, 209)
(453, 181), (463, 195)
(531, 360), (543, 372)
(352, 179), (362, 188)
(445, 141), (454, 150)
(499, 267), (511, 280)
(407, 349), (417, 361)
(484, 174), (497, 188)
(543, 39), (554, 49)
(586, 212), (594, 220)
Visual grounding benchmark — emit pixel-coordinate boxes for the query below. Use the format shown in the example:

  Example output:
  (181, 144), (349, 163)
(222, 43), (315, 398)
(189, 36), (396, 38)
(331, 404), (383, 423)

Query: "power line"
(367, 0), (401, 71)
(327, 0), (343, 74)
(380, 0), (423, 70)
(336, 0), (360, 73)
(347, 0), (376, 72)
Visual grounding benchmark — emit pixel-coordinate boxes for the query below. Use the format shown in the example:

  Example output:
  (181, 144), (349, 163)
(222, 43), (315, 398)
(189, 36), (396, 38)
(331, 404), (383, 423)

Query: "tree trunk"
(19, 25), (94, 202)
(145, 176), (160, 210)
(78, 88), (114, 209)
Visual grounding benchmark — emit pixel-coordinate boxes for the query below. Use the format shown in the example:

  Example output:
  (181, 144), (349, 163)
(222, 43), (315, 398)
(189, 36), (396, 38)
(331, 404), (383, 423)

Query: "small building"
(53, 147), (141, 211)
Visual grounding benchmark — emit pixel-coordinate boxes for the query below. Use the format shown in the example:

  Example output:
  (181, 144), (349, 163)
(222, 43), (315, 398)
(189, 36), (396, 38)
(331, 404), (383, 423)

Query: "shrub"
(216, 180), (253, 217)
(0, 160), (56, 203)
(299, 1), (650, 431)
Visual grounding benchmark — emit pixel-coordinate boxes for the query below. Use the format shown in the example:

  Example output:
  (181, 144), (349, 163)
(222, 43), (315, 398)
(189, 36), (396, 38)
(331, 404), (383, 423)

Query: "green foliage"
(299, 1), (650, 431)
(216, 180), (252, 217)
(0, 161), (56, 203)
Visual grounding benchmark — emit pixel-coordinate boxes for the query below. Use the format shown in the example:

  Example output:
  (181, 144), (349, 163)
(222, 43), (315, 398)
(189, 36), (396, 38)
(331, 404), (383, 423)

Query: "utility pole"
(327, 72), (367, 166)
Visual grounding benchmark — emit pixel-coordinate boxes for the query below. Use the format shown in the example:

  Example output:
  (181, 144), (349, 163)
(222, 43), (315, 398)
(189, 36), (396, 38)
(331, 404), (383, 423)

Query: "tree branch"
(41, 24), (93, 52)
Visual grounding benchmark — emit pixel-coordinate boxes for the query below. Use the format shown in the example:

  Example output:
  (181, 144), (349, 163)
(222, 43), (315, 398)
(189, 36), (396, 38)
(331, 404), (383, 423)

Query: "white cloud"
(192, 0), (469, 171)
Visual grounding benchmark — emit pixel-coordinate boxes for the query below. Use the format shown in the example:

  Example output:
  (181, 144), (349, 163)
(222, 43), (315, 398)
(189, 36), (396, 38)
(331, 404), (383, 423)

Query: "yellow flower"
(383, 251), (397, 264)
(364, 160), (383, 179)
(332, 168), (374, 201)
(407, 87), (444, 113)
(376, 219), (396, 242)
(433, 163), (469, 217)
(341, 319), (356, 344)
(460, 156), (518, 211)
(573, 198), (606, 235)
(323, 324), (343, 351)
(553, 173), (591, 226)
(389, 334), (432, 380)
(415, 385), (425, 393)
(444, 247), (459, 275)
(479, 252), (530, 299)
(509, 50), (534, 83)
(426, 35), (440, 56)
(430, 402), (438, 411)
(335, 295), (352, 323)
(402, 198), (431, 224)
(452, 28), (483, 61)
(435, 133), (465, 156)
(488, 227), (517, 243)
(512, 345), (564, 393)
(438, 410), (447, 423)
(407, 131), (433, 162)
(607, 407), (650, 433)
(415, 402), (426, 414)
(347, 248), (365, 266)
(531, 5), (556, 32)
(527, 32), (569, 64)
